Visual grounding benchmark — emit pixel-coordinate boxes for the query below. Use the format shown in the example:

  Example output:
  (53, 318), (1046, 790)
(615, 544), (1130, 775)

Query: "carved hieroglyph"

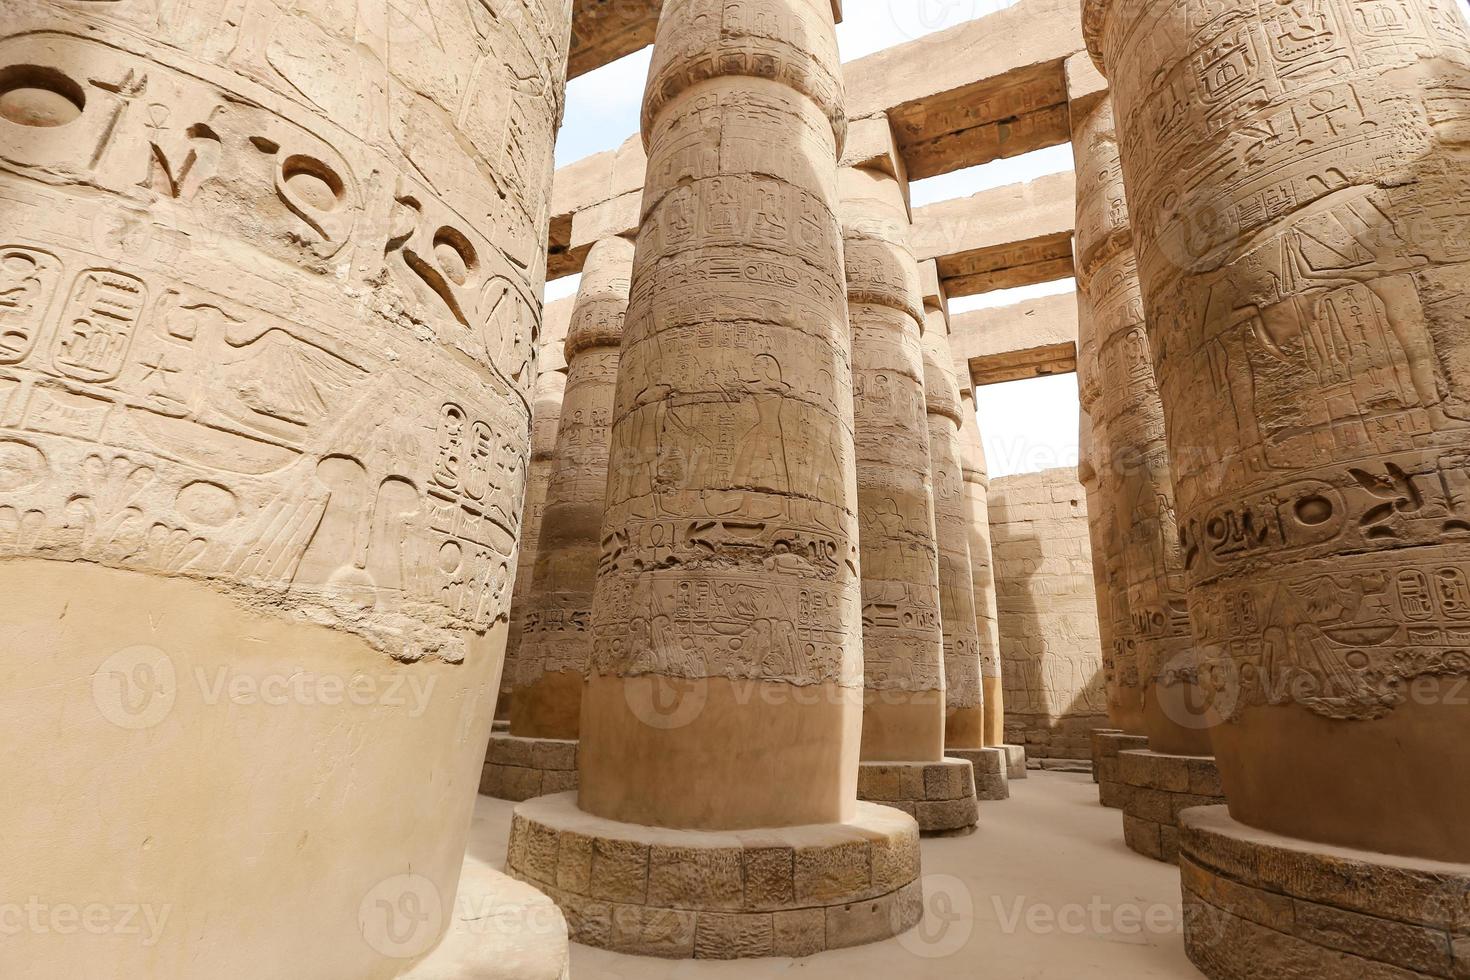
(511, 235), (633, 737)
(576, 0), (864, 830)
(1086, 0), (1470, 859)
(922, 306), (985, 749)
(1072, 93), (1206, 755)
(0, 0), (570, 973)
(841, 163), (946, 763)
(958, 387), (1005, 747)
(500, 298), (572, 714)
(991, 468), (1109, 761)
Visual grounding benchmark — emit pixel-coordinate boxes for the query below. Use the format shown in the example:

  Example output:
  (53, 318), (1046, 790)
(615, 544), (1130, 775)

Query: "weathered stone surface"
(1180, 807), (1470, 980)
(951, 293), (1078, 388)
(0, 0), (572, 974)
(1118, 749), (1224, 863)
(857, 759), (979, 832)
(990, 469), (1108, 761)
(840, 155), (948, 768)
(1087, 0), (1470, 863)
(958, 387), (1005, 749)
(507, 794), (922, 958)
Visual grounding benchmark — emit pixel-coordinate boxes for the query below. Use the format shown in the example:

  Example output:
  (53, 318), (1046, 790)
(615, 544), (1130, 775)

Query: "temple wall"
(989, 466), (1107, 762)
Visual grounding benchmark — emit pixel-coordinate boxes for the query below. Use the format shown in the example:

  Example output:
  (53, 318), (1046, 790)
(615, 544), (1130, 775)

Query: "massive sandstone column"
(486, 236), (634, 800)
(497, 297), (573, 721)
(840, 131), (978, 833)
(1071, 88), (1223, 861)
(0, 0), (571, 976)
(918, 276), (987, 759)
(1086, 0), (1470, 971)
(506, 0), (921, 958)
(958, 386), (1024, 781)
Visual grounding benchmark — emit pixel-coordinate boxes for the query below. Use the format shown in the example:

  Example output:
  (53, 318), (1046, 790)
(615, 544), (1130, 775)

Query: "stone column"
(485, 236), (634, 801)
(958, 385), (1025, 785)
(840, 125), (978, 833)
(1086, 0), (1470, 968)
(1071, 84), (1223, 857)
(918, 268), (996, 782)
(496, 298), (572, 723)
(0, 0), (572, 975)
(506, 0), (921, 958)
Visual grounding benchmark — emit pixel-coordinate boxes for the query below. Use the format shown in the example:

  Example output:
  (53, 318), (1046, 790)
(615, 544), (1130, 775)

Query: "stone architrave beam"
(949, 292), (1079, 388)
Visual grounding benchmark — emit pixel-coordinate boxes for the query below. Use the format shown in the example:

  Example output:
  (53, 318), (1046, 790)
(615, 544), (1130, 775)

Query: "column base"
(492, 718), (511, 733)
(1094, 732), (1149, 809)
(857, 758), (980, 834)
(506, 792), (923, 959)
(1001, 744), (1027, 779)
(1118, 749), (1224, 863)
(1180, 806), (1470, 980)
(945, 748), (1011, 802)
(482, 735), (579, 802)
(1090, 728), (1120, 782)
(405, 866), (571, 980)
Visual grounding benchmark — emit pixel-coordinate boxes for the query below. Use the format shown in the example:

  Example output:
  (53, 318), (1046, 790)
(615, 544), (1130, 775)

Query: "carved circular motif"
(176, 481), (239, 527)
(0, 66), (85, 128)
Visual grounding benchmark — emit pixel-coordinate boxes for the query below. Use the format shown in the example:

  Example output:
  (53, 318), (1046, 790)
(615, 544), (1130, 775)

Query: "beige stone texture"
(921, 300), (986, 752)
(840, 160), (946, 765)
(507, 793), (921, 959)
(946, 746), (1012, 802)
(1092, 730), (1149, 809)
(950, 292), (1079, 388)
(958, 388), (1005, 747)
(499, 296), (573, 719)
(574, 0), (864, 832)
(989, 468), (1108, 762)
(1117, 748), (1225, 864)
(1181, 806), (1470, 980)
(510, 235), (634, 745)
(910, 172), (1076, 298)
(856, 758), (979, 834)
(0, 0), (572, 974)
(1088, 0), (1470, 861)
(1071, 91), (1206, 754)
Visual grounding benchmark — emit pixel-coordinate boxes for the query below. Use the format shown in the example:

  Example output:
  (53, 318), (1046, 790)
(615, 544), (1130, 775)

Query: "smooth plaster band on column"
(958, 387), (1005, 748)
(922, 307), (986, 751)
(507, 792), (923, 959)
(509, 236), (635, 741)
(841, 163), (947, 765)
(1086, 0), (1470, 861)
(0, 0), (571, 974)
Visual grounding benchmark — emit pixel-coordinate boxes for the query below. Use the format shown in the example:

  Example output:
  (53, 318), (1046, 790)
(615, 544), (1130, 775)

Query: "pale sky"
(551, 0), (1075, 479)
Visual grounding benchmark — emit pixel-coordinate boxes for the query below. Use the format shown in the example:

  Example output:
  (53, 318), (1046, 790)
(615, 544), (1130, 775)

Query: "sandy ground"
(459, 771), (1203, 979)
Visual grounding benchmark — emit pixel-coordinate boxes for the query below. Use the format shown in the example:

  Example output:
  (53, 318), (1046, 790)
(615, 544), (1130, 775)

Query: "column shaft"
(841, 165), (946, 764)
(1086, 0), (1470, 860)
(958, 388), (1005, 747)
(511, 236), (634, 739)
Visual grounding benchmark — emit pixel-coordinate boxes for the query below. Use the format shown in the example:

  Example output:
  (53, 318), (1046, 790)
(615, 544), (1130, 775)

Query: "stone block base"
(492, 718), (511, 733)
(945, 748), (1010, 802)
(482, 734), (579, 802)
(1001, 744), (1027, 779)
(1089, 728), (1120, 781)
(1027, 756), (1093, 773)
(1180, 806), (1470, 980)
(1118, 749), (1224, 862)
(857, 758), (980, 832)
(1094, 732), (1149, 809)
(405, 866), (570, 980)
(506, 792), (923, 959)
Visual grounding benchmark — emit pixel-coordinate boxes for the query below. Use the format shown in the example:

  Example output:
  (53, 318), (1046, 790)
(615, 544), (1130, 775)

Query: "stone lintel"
(840, 114), (910, 218)
(909, 170), (1076, 299)
(506, 793), (924, 959)
(857, 758), (981, 834)
(919, 258), (947, 315)
(1118, 749), (1225, 863)
(950, 292), (1079, 389)
(1180, 806), (1470, 980)
(482, 734), (580, 802)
